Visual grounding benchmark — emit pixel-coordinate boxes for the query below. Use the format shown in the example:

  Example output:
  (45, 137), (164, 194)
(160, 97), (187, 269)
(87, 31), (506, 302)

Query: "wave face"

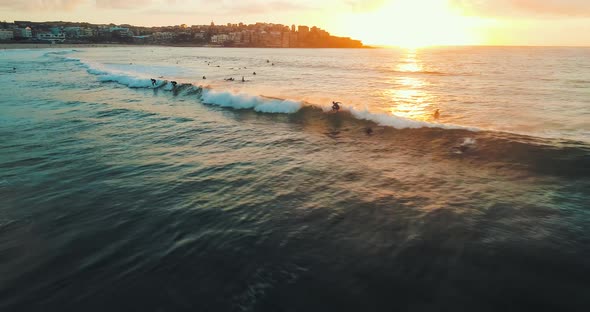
(0, 47), (588, 312)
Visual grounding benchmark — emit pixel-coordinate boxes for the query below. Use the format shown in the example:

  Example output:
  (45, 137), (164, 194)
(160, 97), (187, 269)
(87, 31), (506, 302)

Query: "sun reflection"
(387, 50), (437, 121)
(396, 49), (423, 73)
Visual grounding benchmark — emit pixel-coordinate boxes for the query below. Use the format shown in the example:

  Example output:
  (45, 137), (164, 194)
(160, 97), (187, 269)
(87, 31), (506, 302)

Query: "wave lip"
(201, 90), (302, 114)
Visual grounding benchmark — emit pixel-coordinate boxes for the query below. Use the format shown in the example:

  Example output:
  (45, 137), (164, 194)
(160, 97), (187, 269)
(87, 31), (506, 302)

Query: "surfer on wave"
(332, 101), (341, 112)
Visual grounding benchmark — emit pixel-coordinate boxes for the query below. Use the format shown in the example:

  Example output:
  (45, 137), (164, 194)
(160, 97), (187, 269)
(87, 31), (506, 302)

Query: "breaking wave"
(54, 53), (475, 131)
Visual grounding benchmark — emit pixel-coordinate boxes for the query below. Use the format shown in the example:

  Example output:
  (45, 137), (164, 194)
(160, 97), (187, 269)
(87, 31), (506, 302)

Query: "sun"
(337, 0), (481, 47)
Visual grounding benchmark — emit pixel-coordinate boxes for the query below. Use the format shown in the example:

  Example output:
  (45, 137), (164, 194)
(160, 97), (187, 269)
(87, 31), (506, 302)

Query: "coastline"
(0, 42), (373, 50)
(0, 43), (139, 49)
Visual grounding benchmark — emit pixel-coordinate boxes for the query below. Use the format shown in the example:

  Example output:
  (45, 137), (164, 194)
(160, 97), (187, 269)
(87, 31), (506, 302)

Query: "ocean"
(0, 46), (589, 311)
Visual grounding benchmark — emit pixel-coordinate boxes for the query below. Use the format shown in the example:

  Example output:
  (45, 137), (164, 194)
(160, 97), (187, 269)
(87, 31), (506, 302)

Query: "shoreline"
(0, 42), (373, 50)
(0, 43), (141, 49)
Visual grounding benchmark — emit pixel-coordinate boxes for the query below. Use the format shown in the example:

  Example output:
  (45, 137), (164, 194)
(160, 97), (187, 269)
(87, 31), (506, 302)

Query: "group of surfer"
(222, 77), (247, 82)
(150, 78), (177, 87)
(149, 57), (275, 88)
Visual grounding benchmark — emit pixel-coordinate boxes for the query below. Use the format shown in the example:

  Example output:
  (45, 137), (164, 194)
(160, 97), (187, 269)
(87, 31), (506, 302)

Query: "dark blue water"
(1, 48), (589, 311)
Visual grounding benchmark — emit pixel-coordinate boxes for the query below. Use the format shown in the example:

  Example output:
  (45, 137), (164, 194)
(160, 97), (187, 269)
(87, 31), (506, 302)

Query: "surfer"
(366, 127), (373, 135)
(242, 76), (245, 82)
(171, 81), (177, 87)
(253, 72), (256, 75)
(151, 78), (156, 86)
(332, 101), (341, 112)
(202, 76), (206, 80)
(433, 109), (440, 119)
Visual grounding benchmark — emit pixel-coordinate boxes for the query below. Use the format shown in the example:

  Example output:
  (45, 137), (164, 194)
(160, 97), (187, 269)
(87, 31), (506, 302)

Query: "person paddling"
(332, 101), (341, 112)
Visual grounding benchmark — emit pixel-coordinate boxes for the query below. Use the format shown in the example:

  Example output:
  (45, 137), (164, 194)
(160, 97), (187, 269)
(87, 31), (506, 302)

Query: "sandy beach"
(0, 43), (139, 49)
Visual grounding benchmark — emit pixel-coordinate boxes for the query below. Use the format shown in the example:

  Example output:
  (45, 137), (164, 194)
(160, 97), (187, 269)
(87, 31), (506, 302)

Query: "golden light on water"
(387, 50), (437, 120)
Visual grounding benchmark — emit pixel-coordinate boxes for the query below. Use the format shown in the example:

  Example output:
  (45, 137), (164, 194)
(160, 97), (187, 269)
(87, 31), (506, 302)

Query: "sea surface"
(0, 46), (589, 311)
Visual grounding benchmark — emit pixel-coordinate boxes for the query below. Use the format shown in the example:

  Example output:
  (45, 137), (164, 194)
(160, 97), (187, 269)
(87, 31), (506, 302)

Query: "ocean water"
(0, 47), (589, 311)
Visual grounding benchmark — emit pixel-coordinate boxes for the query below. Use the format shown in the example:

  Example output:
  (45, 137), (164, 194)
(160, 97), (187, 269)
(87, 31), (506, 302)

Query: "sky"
(1, 0), (590, 46)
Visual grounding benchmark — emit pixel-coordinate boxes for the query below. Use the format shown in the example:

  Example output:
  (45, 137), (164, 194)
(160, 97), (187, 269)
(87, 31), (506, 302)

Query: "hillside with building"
(0, 21), (364, 48)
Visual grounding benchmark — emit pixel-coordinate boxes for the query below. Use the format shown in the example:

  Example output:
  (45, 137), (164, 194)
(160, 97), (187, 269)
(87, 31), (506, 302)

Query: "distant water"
(0, 47), (589, 311)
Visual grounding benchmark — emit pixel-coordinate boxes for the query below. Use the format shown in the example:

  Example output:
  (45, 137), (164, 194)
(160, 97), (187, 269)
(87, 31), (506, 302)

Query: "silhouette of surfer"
(202, 76), (206, 79)
(151, 78), (156, 86)
(242, 76), (245, 82)
(433, 109), (440, 119)
(171, 81), (177, 87)
(366, 127), (373, 135)
(253, 72), (256, 75)
(332, 101), (341, 112)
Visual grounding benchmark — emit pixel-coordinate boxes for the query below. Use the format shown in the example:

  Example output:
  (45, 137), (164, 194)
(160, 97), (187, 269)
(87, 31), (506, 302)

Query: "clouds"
(451, 0), (590, 18)
(0, 0), (86, 11)
(345, 0), (387, 13)
(219, 0), (317, 15)
(96, 0), (152, 9)
(144, 0), (316, 17)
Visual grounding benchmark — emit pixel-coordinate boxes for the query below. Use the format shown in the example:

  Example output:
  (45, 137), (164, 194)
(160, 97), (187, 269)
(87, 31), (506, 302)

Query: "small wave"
(43, 50), (77, 57)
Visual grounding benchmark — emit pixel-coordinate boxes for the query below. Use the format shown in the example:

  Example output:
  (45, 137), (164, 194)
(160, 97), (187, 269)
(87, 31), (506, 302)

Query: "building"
(81, 28), (95, 38)
(36, 32), (66, 42)
(64, 27), (82, 38)
(0, 29), (14, 40)
(281, 32), (290, 48)
(211, 34), (229, 44)
(14, 27), (32, 39)
(152, 32), (175, 41)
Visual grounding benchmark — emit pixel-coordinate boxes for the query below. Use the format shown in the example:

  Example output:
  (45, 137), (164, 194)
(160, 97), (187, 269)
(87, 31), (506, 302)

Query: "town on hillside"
(0, 21), (365, 48)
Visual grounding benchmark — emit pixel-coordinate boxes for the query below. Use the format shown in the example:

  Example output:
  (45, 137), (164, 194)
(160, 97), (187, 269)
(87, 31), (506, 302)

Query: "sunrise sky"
(1, 0), (590, 47)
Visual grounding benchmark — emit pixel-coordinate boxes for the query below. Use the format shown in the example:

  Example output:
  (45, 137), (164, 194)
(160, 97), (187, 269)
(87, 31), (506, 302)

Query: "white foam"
(201, 90), (302, 114)
(97, 74), (155, 88)
(460, 137), (477, 146)
(348, 106), (477, 131)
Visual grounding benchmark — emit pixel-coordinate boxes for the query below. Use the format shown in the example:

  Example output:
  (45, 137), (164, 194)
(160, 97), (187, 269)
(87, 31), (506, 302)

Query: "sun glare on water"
(342, 0), (481, 48)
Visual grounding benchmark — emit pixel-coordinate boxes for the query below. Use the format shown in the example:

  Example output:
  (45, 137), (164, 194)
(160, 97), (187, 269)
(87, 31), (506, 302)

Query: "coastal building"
(211, 34), (230, 44)
(36, 32), (66, 42)
(14, 27), (32, 39)
(81, 28), (95, 38)
(0, 29), (14, 40)
(281, 32), (290, 48)
(193, 32), (206, 40)
(289, 32), (298, 48)
(152, 32), (175, 42)
(64, 27), (82, 38)
(0, 20), (364, 48)
(298, 25), (309, 42)
(110, 27), (133, 38)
